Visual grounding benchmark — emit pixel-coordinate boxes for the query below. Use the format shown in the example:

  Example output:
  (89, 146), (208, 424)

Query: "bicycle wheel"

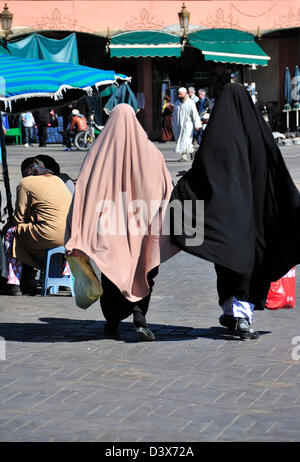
(74, 131), (94, 151)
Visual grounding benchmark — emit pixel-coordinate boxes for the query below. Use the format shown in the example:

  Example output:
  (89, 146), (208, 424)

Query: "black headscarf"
(170, 82), (300, 305)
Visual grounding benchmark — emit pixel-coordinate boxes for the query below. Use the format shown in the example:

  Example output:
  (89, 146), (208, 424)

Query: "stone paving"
(0, 142), (300, 443)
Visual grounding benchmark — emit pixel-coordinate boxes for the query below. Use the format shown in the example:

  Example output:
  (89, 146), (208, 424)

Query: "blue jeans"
(24, 126), (34, 145)
(196, 127), (203, 145)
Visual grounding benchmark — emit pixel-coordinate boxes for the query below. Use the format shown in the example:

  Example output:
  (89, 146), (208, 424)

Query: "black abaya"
(170, 83), (300, 308)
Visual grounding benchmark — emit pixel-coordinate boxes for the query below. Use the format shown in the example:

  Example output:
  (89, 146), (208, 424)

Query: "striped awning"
(110, 31), (182, 58)
(0, 53), (129, 112)
(188, 29), (270, 66)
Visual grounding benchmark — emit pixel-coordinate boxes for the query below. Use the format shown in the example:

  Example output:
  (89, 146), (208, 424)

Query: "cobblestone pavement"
(0, 142), (300, 442)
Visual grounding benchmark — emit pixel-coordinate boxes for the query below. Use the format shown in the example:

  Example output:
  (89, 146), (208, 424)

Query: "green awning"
(110, 31), (182, 58)
(188, 29), (270, 66)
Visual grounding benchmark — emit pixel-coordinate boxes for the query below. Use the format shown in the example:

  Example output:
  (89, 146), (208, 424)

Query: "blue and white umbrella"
(293, 65), (300, 134)
(284, 67), (292, 105)
(283, 67), (292, 135)
(0, 53), (129, 113)
(0, 52), (130, 217)
(293, 65), (300, 101)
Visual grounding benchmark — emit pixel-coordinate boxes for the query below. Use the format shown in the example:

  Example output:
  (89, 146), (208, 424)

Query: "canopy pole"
(0, 115), (13, 220)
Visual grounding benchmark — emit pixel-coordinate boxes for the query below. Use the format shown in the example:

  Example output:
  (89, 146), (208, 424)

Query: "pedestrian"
(65, 103), (179, 341)
(1, 158), (72, 295)
(196, 89), (212, 145)
(188, 87), (201, 144)
(172, 87), (202, 162)
(196, 88), (211, 114)
(59, 104), (73, 131)
(62, 108), (88, 151)
(170, 83), (300, 340)
(161, 95), (174, 142)
(21, 111), (35, 147)
(73, 96), (92, 120)
(188, 87), (199, 104)
(0, 192), (8, 285)
(34, 108), (51, 147)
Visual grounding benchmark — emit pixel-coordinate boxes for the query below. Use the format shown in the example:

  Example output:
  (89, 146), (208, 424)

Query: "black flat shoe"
(136, 327), (155, 341)
(237, 318), (259, 340)
(6, 284), (22, 296)
(20, 283), (38, 296)
(219, 314), (237, 334)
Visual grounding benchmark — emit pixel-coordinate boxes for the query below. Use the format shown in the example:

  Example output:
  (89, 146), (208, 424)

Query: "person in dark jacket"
(34, 108), (51, 147)
(196, 89), (211, 115)
(73, 96), (92, 120)
(196, 89), (212, 145)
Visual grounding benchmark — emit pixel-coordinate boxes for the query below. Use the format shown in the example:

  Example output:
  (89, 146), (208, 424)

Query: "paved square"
(0, 142), (300, 442)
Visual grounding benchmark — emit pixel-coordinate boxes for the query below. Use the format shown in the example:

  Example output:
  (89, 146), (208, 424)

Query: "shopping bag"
(266, 267), (296, 310)
(67, 255), (103, 309)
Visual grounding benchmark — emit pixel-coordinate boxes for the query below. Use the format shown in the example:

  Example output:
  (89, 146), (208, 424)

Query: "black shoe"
(21, 285), (38, 296)
(219, 314), (237, 334)
(20, 266), (38, 295)
(6, 284), (22, 296)
(136, 327), (155, 341)
(20, 280), (37, 296)
(237, 318), (259, 340)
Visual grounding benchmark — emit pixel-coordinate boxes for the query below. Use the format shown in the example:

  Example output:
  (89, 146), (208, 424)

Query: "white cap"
(72, 109), (80, 116)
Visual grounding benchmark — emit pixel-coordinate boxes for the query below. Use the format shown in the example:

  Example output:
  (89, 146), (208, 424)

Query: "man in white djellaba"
(172, 87), (202, 161)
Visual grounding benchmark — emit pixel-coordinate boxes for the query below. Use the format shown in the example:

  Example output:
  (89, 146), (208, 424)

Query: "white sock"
(222, 297), (255, 324)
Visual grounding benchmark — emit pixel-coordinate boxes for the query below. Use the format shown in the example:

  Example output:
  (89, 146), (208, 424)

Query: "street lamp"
(178, 2), (190, 42)
(255, 25), (262, 41)
(0, 3), (13, 39)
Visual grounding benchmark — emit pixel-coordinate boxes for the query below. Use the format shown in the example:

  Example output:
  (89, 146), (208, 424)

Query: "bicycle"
(74, 115), (104, 151)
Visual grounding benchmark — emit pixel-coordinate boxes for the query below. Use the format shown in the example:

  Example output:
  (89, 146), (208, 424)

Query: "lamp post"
(0, 3), (13, 40)
(178, 2), (190, 43)
(105, 27), (111, 55)
(255, 25), (262, 41)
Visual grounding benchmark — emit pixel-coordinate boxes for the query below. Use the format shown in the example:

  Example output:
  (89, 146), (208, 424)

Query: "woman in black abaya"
(170, 83), (300, 340)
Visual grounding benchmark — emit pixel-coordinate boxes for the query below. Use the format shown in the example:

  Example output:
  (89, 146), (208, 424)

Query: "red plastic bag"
(266, 267), (296, 310)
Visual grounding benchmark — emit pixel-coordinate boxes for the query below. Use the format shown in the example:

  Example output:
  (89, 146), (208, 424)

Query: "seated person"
(62, 109), (88, 151)
(35, 154), (75, 195)
(2, 159), (72, 295)
(0, 191), (8, 292)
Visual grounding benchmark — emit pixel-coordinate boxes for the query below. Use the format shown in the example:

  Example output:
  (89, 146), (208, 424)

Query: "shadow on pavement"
(0, 317), (272, 343)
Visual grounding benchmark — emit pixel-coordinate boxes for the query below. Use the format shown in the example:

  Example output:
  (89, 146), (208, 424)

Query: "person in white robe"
(172, 87), (202, 161)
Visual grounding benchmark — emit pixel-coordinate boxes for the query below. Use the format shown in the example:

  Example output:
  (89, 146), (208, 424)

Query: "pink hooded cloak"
(65, 103), (179, 302)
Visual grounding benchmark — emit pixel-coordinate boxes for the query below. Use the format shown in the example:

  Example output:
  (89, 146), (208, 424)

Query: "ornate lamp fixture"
(0, 3), (13, 39)
(178, 2), (190, 42)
